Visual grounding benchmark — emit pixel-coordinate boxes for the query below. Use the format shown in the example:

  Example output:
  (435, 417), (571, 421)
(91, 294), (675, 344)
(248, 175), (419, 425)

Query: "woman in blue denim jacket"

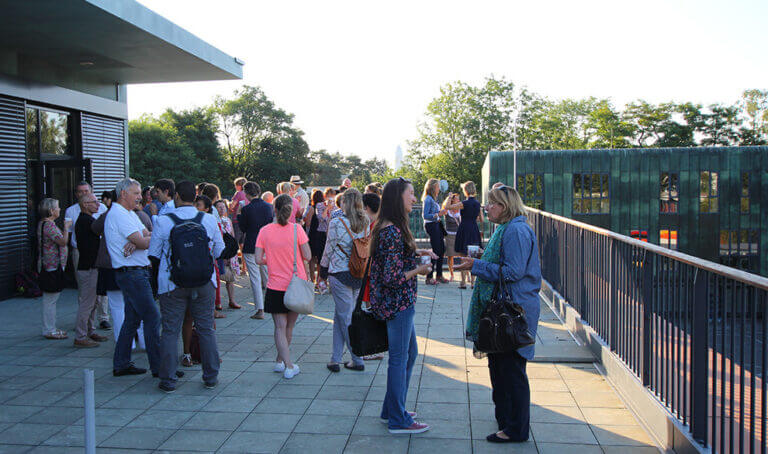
(455, 185), (542, 444)
(421, 178), (447, 285)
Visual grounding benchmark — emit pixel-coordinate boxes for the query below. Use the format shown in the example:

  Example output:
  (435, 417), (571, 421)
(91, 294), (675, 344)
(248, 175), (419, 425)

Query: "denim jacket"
(471, 216), (542, 360)
(422, 195), (440, 223)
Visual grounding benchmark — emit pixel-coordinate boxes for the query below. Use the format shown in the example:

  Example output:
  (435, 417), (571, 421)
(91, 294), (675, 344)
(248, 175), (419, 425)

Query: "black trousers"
(425, 222), (445, 279)
(487, 351), (530, 441)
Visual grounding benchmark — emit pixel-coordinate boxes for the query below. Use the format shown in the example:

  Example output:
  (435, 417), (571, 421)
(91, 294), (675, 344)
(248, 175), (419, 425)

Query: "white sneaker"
(273, 361), (286, 373)
(283, 364), (300, 379)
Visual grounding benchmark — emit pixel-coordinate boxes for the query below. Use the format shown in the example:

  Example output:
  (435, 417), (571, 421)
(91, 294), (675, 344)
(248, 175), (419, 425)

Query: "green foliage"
(406, 76), (767, 195)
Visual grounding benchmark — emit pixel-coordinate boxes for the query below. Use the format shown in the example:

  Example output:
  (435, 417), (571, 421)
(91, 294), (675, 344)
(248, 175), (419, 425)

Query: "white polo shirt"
(104, 203), (150, 268)
(148, 205), (225, 295)
(65, 202), (107, 248)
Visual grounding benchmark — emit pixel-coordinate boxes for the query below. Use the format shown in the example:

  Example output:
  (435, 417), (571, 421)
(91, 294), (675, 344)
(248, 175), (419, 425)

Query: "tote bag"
(284, 224), (315, 314)
(348, 261), (388, 356)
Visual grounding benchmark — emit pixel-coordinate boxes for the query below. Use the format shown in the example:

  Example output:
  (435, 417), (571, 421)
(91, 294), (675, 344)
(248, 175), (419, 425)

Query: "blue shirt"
(422, 195), (440, 223)
(151, 199), (175, 226)
(148, 205), (225, 295)
(471, 216), (542, 360)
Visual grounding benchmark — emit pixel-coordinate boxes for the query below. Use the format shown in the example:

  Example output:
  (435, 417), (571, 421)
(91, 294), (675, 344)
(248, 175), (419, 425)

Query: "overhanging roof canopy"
(0, 0), (243, 84)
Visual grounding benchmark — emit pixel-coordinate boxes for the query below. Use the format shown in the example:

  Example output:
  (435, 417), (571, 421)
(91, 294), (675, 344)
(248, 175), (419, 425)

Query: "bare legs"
(273, 311), (299, 368)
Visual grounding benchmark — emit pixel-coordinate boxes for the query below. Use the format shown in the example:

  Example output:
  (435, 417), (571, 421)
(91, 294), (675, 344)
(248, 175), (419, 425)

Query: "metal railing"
(528, 207), (768, 454)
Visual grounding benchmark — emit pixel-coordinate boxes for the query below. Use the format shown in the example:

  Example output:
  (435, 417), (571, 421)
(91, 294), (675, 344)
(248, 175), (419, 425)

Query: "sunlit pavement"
(0, 275), (661, 453)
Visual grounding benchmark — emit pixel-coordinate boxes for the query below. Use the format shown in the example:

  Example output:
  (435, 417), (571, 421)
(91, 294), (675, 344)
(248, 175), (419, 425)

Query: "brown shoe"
(74, 338), (99, 348)
(228, 302), (242, 309)
(250, 309), (265, 320)
(90, 333), (109, 342)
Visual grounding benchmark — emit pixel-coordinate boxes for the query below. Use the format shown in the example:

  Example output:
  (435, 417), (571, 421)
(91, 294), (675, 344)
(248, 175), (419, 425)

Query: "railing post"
(609, 240), (617, 349)
(83, 369), (96, 454)
(580, 229), (587, 320)
(641, 252), (654, 386)
(690, 270), (709, 445)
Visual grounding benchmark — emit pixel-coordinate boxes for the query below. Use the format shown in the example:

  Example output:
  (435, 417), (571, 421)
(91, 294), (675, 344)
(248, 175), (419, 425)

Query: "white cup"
(420, 255), (431, 265)
(468, 245), (480, 258)
(239, 200), (246, 207)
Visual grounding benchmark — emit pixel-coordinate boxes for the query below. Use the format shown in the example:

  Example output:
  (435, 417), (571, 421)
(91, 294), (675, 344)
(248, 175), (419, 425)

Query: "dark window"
(719, 229), (759, 271)
(25, 106), (71, 159)
(660, 172), (678, 213)
(740, 172), (750, 214)
(517, 173), (543, 210)
(660, 230), (678, 250)
(573, 173), (609, 214)
(699, 171), (718, 213)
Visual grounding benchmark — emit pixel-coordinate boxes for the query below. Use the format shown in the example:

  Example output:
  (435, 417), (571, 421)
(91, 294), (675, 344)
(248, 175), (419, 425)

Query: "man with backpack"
(149, 180), (225, 392)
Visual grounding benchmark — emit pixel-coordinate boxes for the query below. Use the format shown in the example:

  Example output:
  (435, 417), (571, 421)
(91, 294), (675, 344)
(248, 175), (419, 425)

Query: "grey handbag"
(284, 223), (315, 314)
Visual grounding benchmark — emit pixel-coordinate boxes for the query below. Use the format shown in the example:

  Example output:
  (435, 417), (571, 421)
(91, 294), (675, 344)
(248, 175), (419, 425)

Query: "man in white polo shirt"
(149, 180), (224, 392)
(104, 178), (160, 377)
(65, 181), (111, 329)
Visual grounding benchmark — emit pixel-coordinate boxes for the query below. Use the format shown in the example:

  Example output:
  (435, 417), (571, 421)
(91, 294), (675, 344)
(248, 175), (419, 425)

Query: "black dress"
(308, 206), (327, 259)
(454, 197), (481, 254)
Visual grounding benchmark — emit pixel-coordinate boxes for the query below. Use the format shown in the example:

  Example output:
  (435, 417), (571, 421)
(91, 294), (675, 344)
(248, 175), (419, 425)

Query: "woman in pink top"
(255, 194), (311, 379)
(276, 181), (302, 224)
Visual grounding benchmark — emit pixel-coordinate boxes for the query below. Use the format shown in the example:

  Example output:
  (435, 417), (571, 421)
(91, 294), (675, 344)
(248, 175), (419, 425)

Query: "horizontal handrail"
(526, 207), (768, 291)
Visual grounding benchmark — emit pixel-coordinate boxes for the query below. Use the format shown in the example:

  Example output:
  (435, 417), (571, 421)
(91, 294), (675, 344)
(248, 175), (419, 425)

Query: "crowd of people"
(34, 174), (541, 441)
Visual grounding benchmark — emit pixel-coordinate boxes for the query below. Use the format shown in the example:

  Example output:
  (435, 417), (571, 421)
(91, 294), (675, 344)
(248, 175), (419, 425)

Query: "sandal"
(44, 330), (68, 340)
(214, 311), (226, 319)
(228, 302), (242, 309)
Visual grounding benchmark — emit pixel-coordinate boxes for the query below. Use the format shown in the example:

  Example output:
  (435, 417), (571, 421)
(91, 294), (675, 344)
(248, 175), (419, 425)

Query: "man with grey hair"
(73, 193), (109, 348)
(105, 178), (161, 377)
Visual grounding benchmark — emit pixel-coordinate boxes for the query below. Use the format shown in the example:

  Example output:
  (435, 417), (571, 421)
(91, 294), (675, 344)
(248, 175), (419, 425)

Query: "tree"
(738, 89), (768, 145)
(214, 85), (313, 192)
(700, 104), (741, 146)
(128, 115), (200, 186)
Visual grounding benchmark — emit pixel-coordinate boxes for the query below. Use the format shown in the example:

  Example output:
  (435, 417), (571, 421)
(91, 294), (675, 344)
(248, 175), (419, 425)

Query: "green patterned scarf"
(465, 221), (508, 342)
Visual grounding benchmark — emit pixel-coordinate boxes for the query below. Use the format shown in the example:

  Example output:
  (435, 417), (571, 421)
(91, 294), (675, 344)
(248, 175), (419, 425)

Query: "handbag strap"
(353, 259), (371, 312)
(292, 223), (299, 277)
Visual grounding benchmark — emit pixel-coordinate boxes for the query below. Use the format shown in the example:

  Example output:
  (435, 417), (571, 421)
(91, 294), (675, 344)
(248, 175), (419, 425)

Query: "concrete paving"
(0, 274), (661, 453)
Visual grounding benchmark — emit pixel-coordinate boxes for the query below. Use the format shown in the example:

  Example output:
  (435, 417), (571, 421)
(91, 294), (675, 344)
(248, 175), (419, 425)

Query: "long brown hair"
(370, 177), (416, 256)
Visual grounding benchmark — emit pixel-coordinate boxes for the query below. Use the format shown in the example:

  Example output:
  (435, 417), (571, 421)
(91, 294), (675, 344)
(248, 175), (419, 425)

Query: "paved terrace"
(0, 277), (661, 453)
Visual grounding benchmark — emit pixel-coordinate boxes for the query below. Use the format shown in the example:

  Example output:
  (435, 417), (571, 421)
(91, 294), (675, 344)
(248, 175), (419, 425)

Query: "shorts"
(265, 288), (289, 314)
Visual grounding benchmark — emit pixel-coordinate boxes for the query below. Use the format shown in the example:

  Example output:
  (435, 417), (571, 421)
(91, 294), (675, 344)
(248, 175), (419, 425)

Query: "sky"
(129, 0), (768, 165)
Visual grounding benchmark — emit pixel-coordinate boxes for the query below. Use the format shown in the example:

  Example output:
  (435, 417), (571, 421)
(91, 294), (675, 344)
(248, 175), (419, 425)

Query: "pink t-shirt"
(230, 190), (247, 220)
(256, 222), (309, 291)
(289, 198), (301, 224)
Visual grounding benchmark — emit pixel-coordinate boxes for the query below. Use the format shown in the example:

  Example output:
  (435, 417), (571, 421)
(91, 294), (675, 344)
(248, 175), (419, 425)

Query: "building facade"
(0, 0), (242, 299)
(482, 146), (768, 276)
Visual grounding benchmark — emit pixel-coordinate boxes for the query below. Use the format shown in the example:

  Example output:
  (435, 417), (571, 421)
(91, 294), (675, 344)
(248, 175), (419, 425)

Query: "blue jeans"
(113, 269), (161, 374)
(381, 304), (418, 429)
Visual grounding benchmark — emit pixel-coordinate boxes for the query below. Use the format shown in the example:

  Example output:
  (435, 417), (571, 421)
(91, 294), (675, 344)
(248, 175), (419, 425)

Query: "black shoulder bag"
(475, 231), (536, 354)
(348, 260), (388, 357)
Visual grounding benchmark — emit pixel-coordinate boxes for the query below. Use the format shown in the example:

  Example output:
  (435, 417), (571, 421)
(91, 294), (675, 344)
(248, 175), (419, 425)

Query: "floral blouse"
(369, 225), (418, 321)
(220, 216), (240, 276)
(39, 221), (67, 272)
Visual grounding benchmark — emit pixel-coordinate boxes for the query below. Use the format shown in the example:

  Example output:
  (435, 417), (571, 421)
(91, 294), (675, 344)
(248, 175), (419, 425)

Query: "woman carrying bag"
(454, 185), (542, 443)
(37, 198), (70, 339)
(321, 188), (369, 372)
(369, 178), (436, 435)
(255, 194), (312, 379)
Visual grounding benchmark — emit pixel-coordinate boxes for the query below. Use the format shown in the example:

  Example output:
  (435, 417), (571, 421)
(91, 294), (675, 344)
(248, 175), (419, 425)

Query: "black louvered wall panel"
(0, 96), (29, 297)
(81, 113), (126, 194)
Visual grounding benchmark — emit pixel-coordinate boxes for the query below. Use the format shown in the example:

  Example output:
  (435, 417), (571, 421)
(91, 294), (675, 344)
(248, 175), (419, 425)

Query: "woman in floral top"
(37, 198), (70, 339)
(369, 178), (435, 435)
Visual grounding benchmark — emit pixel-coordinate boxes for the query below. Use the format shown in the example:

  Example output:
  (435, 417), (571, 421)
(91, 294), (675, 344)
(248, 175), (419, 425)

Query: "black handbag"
(475, 233), (536, 354)
(219, 231), (239, 260)
(348, 263), (388, 357)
